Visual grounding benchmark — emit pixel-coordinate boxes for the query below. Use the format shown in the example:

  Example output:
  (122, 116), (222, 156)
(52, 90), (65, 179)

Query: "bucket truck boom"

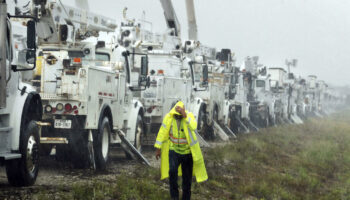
(159, 0), (181, 37)
(185, 0), (198, 40)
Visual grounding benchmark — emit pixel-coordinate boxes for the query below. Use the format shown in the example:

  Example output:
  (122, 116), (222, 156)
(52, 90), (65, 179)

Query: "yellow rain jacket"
(154, 101), (208, 183)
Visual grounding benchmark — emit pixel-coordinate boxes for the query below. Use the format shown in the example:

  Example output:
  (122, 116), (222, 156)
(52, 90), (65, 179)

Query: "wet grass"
(36, 110), (350, 200)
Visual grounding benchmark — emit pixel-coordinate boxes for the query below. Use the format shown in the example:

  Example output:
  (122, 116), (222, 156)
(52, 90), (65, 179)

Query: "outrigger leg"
(117, 130), (151, 166)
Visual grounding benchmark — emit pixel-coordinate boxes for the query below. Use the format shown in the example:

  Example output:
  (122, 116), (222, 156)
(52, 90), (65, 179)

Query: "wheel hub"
(102, 127), (109, 159)
(26, 135), (38, 173)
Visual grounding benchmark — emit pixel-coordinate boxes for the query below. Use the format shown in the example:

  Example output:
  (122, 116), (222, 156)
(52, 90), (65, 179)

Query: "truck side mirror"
(27, 20), (36, 50)
(138, 56), (150, 88)
(141, 56), (148, 76)
(25, 20), (36, 65)
(202, 64), (209, 87)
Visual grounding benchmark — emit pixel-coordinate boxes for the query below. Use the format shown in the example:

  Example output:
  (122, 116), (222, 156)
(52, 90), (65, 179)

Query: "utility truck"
(117, 5), (191, 145)
(240, 56), (268, 129)
(0, 0), (43, 186)
(116, 1), (210, 147)
(254, 66), (280, 126)
(304, 75), (318, 117)
(36, 0), (149, 169)
(182, 0), (236, 140)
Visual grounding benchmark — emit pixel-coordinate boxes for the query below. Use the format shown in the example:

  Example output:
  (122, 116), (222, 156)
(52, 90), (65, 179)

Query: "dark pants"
(169, 150), (193, 200)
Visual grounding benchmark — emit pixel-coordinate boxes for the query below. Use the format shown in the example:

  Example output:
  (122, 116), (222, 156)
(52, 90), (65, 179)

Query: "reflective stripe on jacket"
(154, 101), (208, 183)
(169, 119), (191, 155)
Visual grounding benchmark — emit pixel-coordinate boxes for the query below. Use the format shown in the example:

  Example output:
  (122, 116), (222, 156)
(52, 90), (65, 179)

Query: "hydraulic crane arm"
(185, 0), (198, 40)
(34, 0), (116, 44)
(159, 0), (181, 37)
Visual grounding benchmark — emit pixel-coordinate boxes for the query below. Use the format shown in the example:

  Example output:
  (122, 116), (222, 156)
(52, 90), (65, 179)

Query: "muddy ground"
(0, 146), (159, 200)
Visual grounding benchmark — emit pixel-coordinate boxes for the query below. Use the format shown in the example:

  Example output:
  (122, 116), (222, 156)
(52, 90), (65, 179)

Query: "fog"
(64, 0), (350, 86)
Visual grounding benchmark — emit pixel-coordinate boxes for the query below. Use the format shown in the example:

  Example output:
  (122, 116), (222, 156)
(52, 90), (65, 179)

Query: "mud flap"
(290, 114), (303, 124)
(195, 130), (210, 148)
(117, 130), (151, 166)
(213, 121), (229, 141)
(235, 116), (249, 133)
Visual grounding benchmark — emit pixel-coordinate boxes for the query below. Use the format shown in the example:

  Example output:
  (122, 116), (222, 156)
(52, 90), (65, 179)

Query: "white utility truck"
(240, 56), (267, 129)
(36, 0), (149, 169)
(267, 67), (290, 123)
(117, 6), (191, 144)
(117, 1), (209, 146)
(0, 0), (43, 186)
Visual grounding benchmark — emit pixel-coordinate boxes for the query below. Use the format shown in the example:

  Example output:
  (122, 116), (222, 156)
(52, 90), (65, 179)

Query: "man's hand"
(155, 148), (161, 160)
(175, 106), (187, 118)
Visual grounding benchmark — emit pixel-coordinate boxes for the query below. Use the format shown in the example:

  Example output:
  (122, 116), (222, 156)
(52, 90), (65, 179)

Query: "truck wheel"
(6, 120), (39, 186)
(269, 114), (276, 126)
(197, 109), (207, 138)
(94, 117), (110, 170)
(229, 111), (238, 133)
(134, 115), (144, 152)
(125, 115), (144, 159)
(264, 112), (270, 128)
(213, 107), (219, 122)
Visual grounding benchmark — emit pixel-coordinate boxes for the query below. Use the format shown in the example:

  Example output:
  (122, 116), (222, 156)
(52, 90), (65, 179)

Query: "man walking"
(155, 101), (208, 200)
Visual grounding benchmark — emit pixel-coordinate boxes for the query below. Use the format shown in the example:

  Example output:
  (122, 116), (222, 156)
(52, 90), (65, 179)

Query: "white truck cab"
(0, 1), (42, 186)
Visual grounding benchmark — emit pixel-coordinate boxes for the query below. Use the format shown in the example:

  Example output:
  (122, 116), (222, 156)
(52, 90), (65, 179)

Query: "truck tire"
(134, 115), (144, 152)
(263, 111), (270, 128)
(213, 106), (219, 123)
(6, 120), (39, 187)
(94, 117), (110, 170)
(197, 109), (208, 138)
(125, 115), (144, 159)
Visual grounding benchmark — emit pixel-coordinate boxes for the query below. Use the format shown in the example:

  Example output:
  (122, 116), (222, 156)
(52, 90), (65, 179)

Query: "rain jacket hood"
(169, 101), (184, 116)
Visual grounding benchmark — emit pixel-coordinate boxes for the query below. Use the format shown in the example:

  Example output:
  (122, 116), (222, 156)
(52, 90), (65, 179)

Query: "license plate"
(54, 119), (72, 129)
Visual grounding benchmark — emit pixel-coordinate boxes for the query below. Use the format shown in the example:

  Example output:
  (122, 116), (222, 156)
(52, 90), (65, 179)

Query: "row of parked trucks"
(0, 0), (347, 186)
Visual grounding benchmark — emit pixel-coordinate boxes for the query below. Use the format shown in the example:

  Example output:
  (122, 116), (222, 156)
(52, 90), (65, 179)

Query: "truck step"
(40, 137), (69, 144)
(0, 126), (12, 133)
(0, 153), (21, 160)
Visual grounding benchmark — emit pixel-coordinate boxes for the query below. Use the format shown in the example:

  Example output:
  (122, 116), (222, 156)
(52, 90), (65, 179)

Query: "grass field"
(36, 111), (350, 200)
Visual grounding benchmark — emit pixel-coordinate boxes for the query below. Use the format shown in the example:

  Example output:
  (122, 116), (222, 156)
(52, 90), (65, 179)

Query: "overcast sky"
(65, 0), (350, 86)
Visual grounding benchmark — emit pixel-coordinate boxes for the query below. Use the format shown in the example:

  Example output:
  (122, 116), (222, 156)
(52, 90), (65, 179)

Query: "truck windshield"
(95, 53), (110, 62)
(256, 80), (265, 88)
(68, 51), (85, 58)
